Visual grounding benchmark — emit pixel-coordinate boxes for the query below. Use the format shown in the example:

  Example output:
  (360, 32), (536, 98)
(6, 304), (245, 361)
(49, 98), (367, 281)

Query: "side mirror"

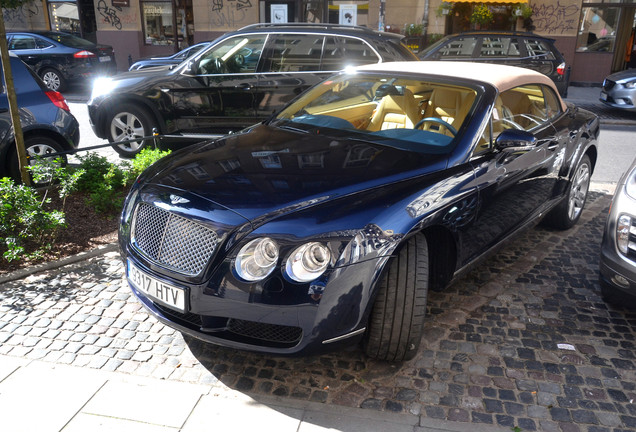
(494, 129), (536, 153)
(185, 60), (197, 75)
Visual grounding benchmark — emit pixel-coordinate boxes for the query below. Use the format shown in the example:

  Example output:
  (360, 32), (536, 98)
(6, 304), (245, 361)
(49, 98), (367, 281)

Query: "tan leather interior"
(421, 88), (474, 135)
(367, 89), (421, 131)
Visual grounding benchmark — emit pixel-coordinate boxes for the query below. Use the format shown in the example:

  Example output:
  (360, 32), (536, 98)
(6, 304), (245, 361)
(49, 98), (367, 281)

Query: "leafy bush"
(0, 177), (65, 262)
(128, 148), (172, 181)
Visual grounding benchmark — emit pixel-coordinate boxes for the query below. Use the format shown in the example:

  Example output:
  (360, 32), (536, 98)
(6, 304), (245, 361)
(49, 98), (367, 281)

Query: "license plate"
(600, 91), (607, 101)
(99, 56), (111, 62)
(127, 259), (186, 312)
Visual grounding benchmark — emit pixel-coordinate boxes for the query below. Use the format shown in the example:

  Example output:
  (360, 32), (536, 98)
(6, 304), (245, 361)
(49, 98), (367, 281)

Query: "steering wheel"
(213, 57), (227, 73)
(234, 53), (245, 66)
(414, 117), (458, 136)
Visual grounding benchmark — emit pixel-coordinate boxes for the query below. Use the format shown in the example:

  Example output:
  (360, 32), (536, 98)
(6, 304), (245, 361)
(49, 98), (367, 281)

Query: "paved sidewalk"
(0, 355), (511, 432)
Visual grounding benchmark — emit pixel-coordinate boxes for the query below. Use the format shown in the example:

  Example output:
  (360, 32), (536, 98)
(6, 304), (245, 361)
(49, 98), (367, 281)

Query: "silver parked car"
(599, 156), (636, 304)
(600, 70), (636, 110)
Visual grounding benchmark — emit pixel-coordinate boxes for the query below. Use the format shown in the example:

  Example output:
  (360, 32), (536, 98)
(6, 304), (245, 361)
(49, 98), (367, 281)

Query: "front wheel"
(107, 104), (154, 158)
(544, 154), (591, 230)
(363, 233), (429, 362)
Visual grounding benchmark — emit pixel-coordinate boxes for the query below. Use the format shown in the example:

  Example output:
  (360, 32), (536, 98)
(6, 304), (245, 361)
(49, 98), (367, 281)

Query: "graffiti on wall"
(97, 0), (137, 30)
(532, 0), (580, 36)
(3, 1), (40, 28)
(209, 0), (253, 28)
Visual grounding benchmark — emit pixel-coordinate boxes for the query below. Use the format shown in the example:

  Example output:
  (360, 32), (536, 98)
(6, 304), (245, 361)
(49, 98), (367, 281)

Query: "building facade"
(3, 0), (635, 84)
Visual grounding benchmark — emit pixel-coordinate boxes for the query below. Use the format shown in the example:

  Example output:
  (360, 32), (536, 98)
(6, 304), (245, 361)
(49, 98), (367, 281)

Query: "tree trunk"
(0, 14), (31, 186)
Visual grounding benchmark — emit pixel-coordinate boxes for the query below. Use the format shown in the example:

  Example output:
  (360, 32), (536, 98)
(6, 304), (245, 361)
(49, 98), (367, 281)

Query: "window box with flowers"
(470, 3), (493, 29)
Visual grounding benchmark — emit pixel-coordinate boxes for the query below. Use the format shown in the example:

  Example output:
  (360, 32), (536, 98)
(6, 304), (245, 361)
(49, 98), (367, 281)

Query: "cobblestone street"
(1, 190), (635, 432)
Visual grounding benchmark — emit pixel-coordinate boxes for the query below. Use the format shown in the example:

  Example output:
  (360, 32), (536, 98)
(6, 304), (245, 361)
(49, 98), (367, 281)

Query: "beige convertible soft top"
(355, 61), (566, 111)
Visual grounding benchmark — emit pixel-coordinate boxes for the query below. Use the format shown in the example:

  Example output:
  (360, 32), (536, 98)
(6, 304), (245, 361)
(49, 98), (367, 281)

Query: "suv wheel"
(107, 104), (154, 158)
(40, 68), (66, 92)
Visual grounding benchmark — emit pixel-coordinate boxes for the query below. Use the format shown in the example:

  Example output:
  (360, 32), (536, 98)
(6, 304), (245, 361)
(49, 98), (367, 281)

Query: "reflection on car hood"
(143, 124), (448, 221)
(606, 69), (636, 82)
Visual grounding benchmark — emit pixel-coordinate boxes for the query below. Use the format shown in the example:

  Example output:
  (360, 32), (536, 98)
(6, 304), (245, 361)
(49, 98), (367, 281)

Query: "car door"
(170, 34), (267, 134)
(460, 84), (562, 266)
(7, 34), (43, 70)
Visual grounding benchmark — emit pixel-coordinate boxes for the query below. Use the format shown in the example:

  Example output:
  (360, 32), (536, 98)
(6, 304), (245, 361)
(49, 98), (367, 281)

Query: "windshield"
(273, 73), (478, 154)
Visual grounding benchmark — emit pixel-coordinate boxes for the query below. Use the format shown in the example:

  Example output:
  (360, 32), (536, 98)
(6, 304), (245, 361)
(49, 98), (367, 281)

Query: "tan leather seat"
(422, 88), (474, 135)
(367, 89), (420, 131)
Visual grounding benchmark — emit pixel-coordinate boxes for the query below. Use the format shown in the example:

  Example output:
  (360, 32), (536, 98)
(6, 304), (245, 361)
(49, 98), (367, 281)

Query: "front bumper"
(600, 81), (636, 110)
(124, 253), (383, 356)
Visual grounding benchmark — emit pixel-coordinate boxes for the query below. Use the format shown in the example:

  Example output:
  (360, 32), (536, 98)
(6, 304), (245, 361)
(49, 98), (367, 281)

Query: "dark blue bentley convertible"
(119, 62), (599, 361)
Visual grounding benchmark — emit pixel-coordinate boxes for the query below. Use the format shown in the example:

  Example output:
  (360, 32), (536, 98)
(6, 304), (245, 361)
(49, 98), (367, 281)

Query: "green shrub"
(0, 177), (65, 262)
(128, 148), (171, 183)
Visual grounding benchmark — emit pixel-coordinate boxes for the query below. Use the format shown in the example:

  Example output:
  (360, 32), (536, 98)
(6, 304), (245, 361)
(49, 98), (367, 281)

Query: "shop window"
(142, 0), (174, 46)
(49, 2), (80, 36)
(576, 7), (620, 52)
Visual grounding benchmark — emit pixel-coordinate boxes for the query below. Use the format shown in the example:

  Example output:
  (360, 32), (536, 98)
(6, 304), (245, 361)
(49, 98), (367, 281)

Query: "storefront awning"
(455, 0), (527, 3)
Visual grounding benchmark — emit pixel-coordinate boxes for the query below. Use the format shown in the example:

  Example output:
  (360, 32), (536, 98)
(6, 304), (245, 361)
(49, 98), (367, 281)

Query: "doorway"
(612, 7), (636, 72)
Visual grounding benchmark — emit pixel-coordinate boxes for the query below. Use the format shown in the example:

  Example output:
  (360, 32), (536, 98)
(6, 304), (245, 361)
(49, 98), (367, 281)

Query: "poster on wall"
(339, 4), (357, 26)
(271, 4), (288, 23)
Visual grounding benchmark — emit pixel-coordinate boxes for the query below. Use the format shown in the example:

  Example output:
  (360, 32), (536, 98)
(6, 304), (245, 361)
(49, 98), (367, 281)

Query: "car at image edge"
(7, 30), (117, 92)
(87, 23), (418, 158)
(0, 53), (80, 182)
(600, 69), (636, 111)
(599, 156), (636, 305)
(119, 61), (599, 361)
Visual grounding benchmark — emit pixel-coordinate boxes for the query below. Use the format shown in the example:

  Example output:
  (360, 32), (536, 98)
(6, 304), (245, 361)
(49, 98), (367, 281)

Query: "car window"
(262, 34), (324, 72)
(321, 37), (380, 71)
(43, 32), (94, 48)
(438, 37), (478, 58)
(523, 38), (556, 60)
(479, 37), (520, 58)
(34, 37), (54, 49)
(496, 84), (557, 131)
(9, 35), (37, 50)
(196, 35), (266, 74)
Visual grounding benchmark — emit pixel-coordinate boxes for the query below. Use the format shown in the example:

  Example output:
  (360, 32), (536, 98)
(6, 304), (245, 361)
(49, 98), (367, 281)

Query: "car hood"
(606, 69), (636, 82)
(141, 124), (449, 223)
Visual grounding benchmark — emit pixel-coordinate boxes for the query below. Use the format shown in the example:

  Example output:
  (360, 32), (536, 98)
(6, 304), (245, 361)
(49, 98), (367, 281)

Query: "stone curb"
(0, 243), (119, 285)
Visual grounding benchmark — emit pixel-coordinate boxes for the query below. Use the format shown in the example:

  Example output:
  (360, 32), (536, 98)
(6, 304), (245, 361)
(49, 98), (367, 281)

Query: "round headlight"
(285, 242), (331, 282)
(234, 237), (279, 281)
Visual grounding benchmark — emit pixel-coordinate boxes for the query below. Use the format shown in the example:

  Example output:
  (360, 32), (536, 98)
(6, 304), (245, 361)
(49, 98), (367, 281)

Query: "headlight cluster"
(624, 81), (636, 89)
(616, 214), (633, 255)
(234, 238), (331, 283)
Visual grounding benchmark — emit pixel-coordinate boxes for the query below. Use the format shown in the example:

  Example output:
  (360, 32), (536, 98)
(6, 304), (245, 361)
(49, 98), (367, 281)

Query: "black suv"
(418, 31), (569, 96)
(87, 23), (418, 157)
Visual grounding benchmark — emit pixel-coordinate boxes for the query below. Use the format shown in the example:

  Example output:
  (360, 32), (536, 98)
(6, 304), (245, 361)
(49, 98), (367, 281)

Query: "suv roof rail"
(237, 23), (377, 34)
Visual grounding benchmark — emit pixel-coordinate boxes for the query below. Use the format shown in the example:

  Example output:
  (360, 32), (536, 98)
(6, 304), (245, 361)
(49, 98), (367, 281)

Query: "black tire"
(107, 104), (154, 158)
(363, 233), (429, 362)
(8, 135), (66, 185)
(543, 154), (591, 230)
(40, 68), (66, 92)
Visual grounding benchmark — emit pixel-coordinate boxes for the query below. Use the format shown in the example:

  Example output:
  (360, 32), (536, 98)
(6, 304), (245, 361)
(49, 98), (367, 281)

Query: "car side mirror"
(185, 60), (197, 75)
(494, 129), (537, 153)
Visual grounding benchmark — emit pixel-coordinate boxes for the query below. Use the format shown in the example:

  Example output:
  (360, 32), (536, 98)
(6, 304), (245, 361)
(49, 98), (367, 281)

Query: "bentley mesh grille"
(227, 318), (303, 344)
(132, 203), (218, 275)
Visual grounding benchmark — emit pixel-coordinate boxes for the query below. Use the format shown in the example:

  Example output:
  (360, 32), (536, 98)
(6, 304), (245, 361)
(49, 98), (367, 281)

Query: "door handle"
(235, 84), (252, 90)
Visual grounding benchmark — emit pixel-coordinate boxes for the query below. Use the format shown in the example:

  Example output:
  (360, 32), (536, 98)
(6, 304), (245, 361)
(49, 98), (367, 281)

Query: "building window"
(48, 1), (80, 36)
(576, 6), (620, 52)
(142, 0), (174, 46)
